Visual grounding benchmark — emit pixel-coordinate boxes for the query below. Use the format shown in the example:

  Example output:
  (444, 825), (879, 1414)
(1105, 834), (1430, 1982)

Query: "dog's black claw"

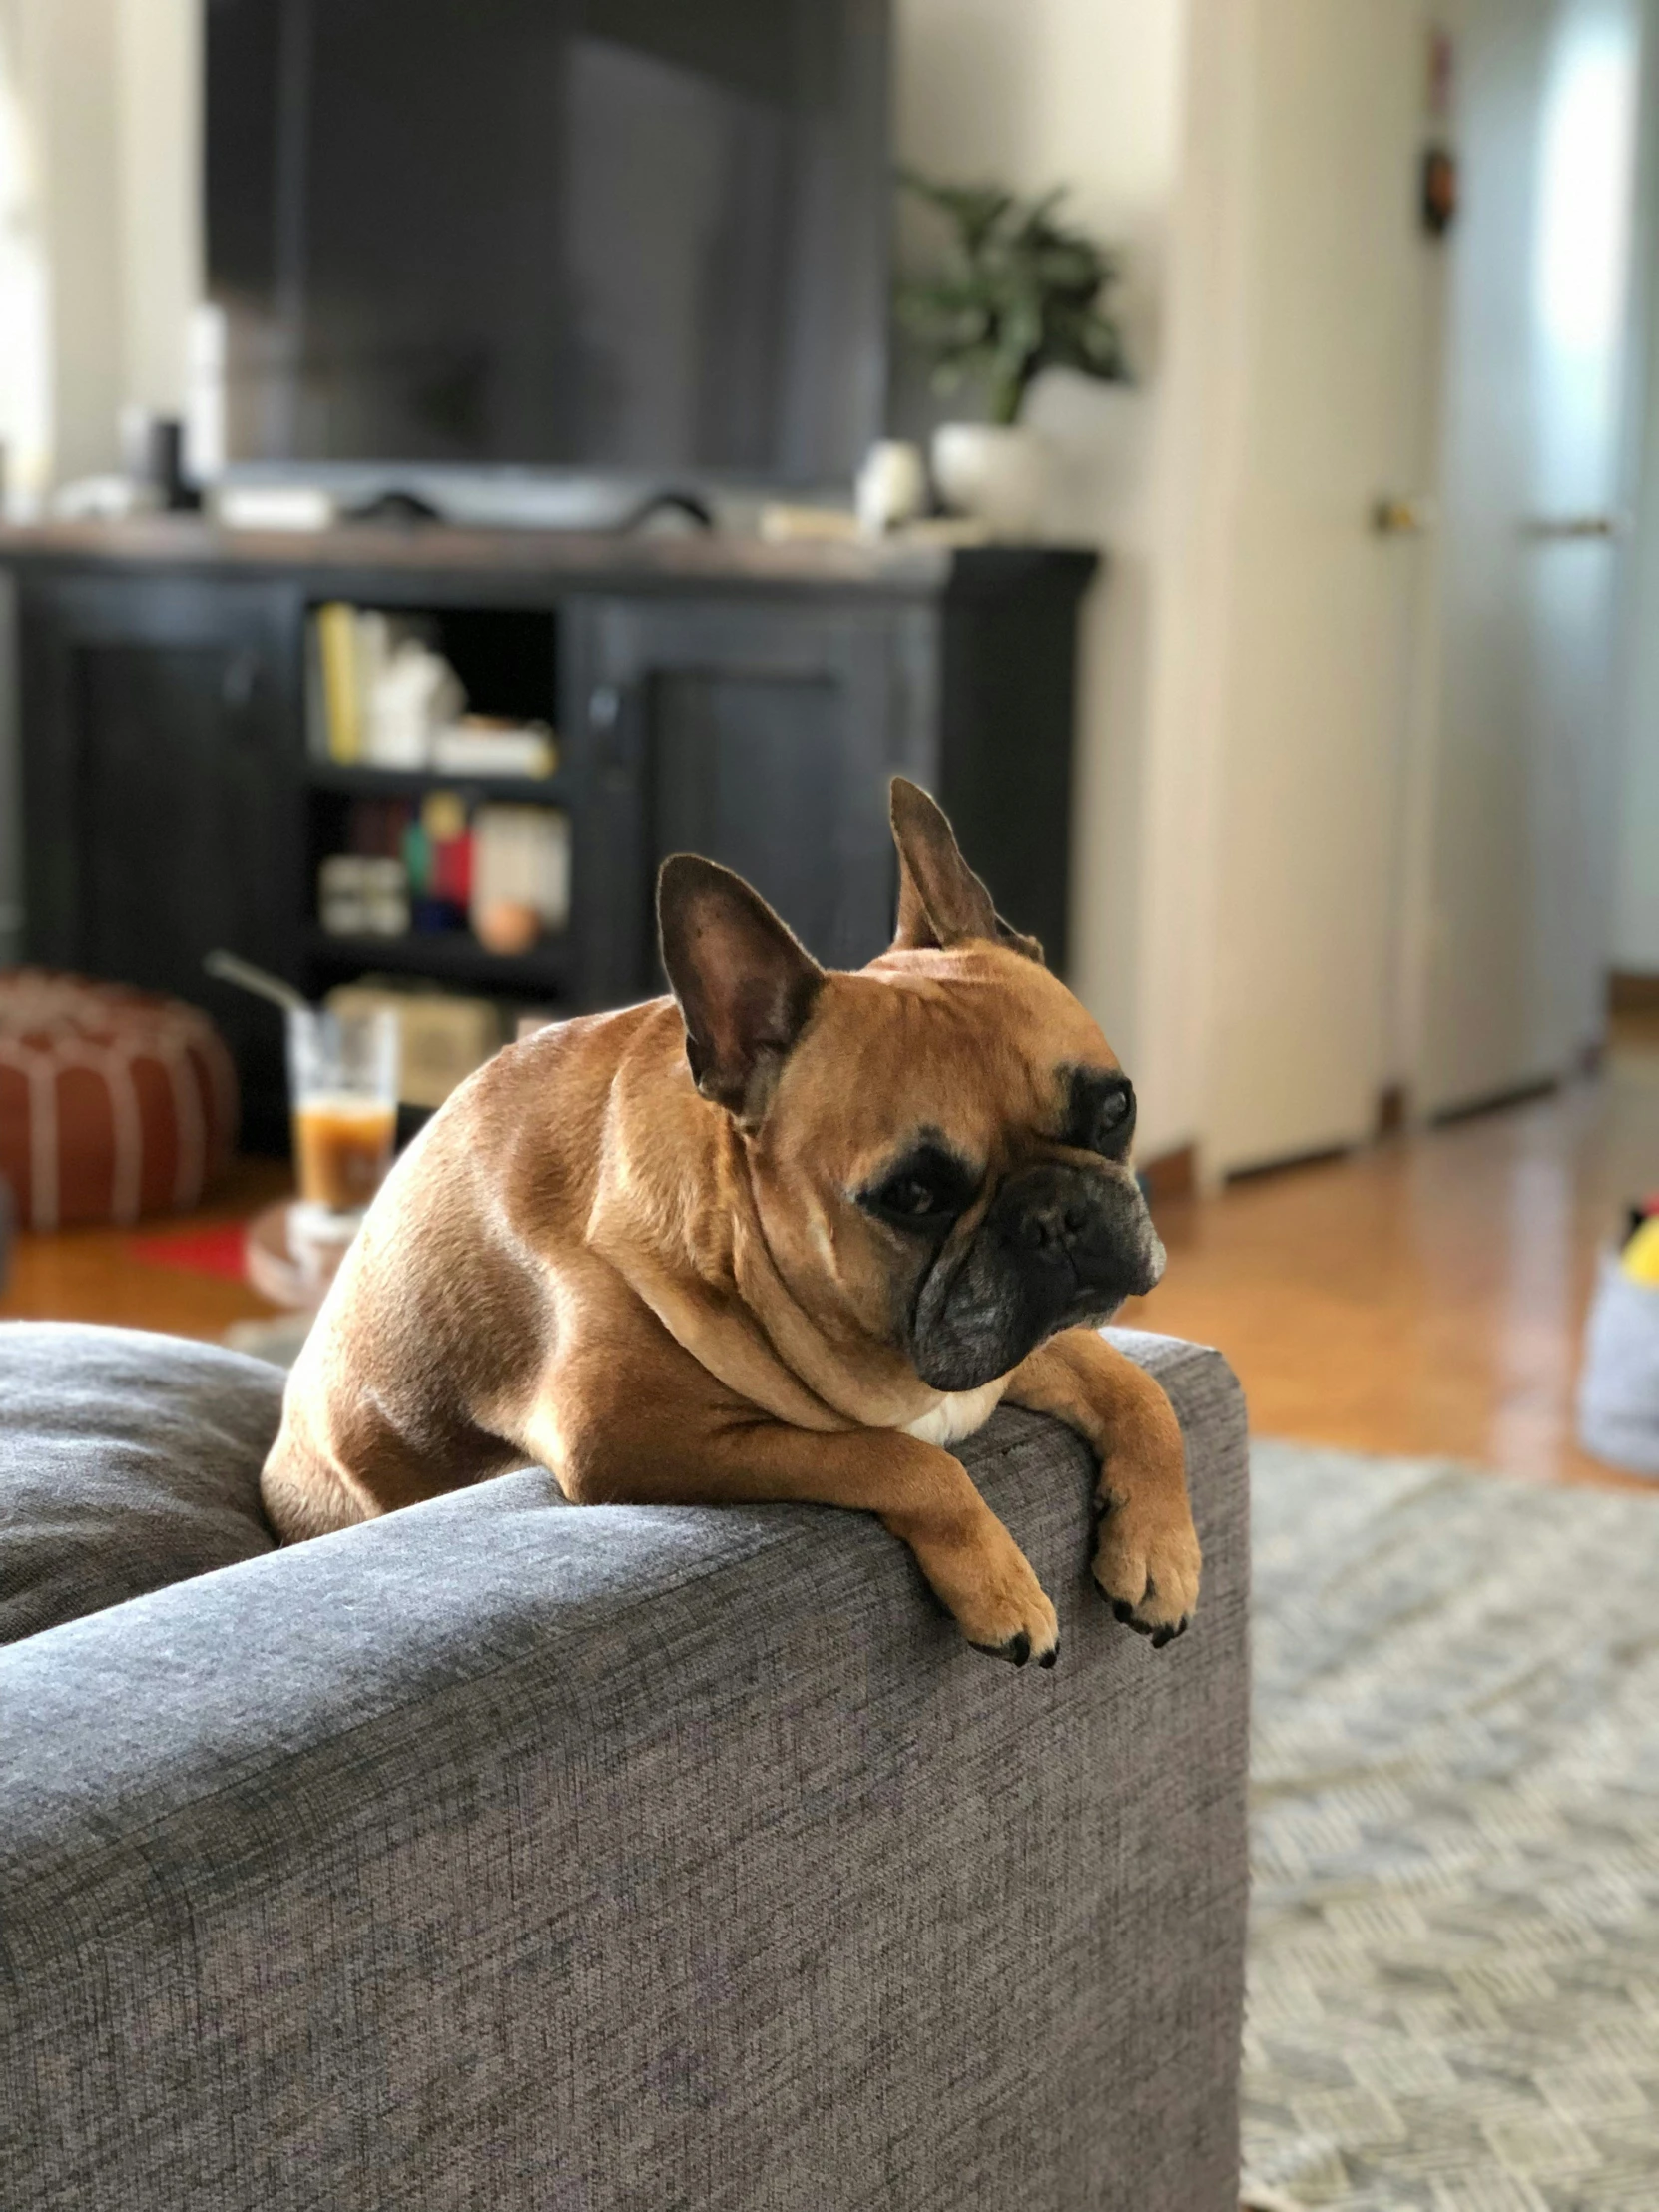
(1102, 1579), (1191, 1645)
(1038, 1641), (1059, 1669)
(970, 1630), (1032, 1666)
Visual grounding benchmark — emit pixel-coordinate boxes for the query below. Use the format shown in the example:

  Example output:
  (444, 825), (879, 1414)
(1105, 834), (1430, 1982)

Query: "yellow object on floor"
(1623, 1217), (1659, 1285)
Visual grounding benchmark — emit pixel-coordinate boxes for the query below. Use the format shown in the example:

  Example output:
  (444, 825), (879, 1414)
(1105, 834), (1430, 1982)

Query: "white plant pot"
(930, 423), (1051, 539)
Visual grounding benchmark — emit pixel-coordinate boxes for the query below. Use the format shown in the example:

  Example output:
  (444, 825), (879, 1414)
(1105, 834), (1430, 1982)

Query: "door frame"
(1166, 0), (1453, 1180)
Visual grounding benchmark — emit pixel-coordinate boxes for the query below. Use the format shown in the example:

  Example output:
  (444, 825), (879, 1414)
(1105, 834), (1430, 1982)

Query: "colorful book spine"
(315, 602), (362, 765)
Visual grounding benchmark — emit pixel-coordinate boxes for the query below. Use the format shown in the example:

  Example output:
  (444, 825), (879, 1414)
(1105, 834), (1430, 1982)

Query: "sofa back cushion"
(0, 1323), (280, 1645)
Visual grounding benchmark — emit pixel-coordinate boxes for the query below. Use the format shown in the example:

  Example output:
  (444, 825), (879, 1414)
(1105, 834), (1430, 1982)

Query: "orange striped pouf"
(0, 972), (239, 1230)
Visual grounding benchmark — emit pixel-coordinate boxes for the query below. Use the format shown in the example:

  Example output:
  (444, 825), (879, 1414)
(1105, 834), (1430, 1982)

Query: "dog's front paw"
(1092, 1492), (1201, 1648)
(965, 1561), (1061, 1670)
(916, 1513), (1060, 1669)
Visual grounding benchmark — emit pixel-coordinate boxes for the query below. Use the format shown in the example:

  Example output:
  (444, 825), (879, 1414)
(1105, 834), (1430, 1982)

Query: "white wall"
(894, 0), (1222, 1158)
(1612, 0), (1659, 975)
(0, 0), (199, 507)
(115, 0), (201, 419)
(1618, 377), (1659, 968)
(38, 0), (125, 485)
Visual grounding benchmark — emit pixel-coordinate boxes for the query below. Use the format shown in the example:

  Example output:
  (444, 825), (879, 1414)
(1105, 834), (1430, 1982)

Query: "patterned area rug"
(1245, 1443), (1659, 2212)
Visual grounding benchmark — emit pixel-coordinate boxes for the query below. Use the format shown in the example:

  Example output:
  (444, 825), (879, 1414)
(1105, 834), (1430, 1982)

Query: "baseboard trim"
(1224, 1142), (1353, 1185)
(1137, 1141), (1197, 1206)
(1610, 969), (1659, 1014)
(1431, 1074), (1558, 1126)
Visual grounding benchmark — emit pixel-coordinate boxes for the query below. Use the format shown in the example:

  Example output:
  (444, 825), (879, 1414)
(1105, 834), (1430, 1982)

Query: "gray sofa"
(0, 1322), (1249, 2212)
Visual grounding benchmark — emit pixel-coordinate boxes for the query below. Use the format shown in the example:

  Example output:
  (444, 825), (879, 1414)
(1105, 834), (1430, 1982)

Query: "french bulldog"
(262, 780), (1201, 1665)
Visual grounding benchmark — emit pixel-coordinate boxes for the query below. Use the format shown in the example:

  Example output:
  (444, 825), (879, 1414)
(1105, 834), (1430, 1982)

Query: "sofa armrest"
(1, 1328), (1249, 2212)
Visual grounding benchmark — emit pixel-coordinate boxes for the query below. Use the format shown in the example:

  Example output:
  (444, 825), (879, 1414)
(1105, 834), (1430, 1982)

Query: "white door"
(1203, 0), (1446, 1175)
(1417, 0), (1643, 1111)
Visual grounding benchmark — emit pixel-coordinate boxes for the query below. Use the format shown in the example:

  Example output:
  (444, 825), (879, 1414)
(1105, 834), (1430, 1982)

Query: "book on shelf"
(471, 806), (572, 950)
(313, 601), (363, 765)
(317, 854), (408, 938)
(431, 719), (558, 779)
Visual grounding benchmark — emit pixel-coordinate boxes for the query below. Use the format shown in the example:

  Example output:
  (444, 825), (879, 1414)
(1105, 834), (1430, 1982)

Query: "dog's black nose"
(909, 1158), (1166, 1391)
(991, 1163), (1161, 1301)
(1007, 1192), (1091, 1254)
(997, 1167), (1108, 1260)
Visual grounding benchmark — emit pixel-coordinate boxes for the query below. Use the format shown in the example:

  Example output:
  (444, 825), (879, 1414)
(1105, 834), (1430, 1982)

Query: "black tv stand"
(2, 518), (1098, 1149)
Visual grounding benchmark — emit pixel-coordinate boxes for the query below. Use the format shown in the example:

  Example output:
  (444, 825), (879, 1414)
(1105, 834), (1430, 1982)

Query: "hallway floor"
(1125, 1020), (1659, 1490)
(3, 1027), (1655, 1491)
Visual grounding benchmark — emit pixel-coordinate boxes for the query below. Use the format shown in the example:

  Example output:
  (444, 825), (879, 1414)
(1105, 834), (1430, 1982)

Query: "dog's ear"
(888, 778), (1044, 962)
(658, 856), (825, 1126)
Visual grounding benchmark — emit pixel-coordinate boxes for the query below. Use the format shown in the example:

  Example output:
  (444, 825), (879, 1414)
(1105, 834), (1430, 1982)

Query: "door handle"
(1371, 496), (1434, 537)
(1521, 513), (1623, 540)
(589, 683), (622, 731)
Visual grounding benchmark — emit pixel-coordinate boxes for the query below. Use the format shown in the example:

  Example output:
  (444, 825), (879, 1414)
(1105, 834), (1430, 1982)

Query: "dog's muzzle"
(909, 1162), (1165, 1392)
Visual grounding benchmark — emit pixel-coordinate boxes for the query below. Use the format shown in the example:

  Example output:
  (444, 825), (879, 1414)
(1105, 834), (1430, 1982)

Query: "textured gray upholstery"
(0, 1325), (1249, 2211)
(0, 1323), (280, 1645)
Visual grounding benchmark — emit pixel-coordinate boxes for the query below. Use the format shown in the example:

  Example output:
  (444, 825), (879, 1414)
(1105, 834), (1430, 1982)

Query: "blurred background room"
(1, 4), (1658, 2199)
(1, 0), (1653, 1474)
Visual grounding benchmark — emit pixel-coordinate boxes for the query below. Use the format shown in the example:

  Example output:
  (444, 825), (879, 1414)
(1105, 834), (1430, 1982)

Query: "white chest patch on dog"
(901, 1379), (1009, 1447)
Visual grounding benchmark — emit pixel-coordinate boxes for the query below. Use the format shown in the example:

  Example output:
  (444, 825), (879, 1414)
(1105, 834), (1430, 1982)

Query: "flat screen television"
(205, 0), (889, 493)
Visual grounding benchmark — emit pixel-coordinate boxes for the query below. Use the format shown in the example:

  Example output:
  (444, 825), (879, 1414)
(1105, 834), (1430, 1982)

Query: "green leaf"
(892, 168), (1130, 415)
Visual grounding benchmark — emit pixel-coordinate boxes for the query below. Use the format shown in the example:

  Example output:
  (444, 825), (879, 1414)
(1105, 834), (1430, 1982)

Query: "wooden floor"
(3, 1025), (1655, 1488)
(1124, 1018), (1659, 1490)
(0, 1159), (293, 1342)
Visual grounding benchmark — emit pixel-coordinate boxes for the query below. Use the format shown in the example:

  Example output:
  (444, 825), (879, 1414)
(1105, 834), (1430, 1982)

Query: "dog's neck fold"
(586, 1032), (954, 1434)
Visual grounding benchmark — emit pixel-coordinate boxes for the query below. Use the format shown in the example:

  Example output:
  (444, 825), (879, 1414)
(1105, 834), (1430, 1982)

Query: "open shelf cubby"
(304, 599), (562, 767)
(301, 598), (572, 1011)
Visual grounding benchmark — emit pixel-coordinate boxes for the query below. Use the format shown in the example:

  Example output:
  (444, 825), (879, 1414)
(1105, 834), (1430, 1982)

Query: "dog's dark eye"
(1059, 1066), (1137, 1158)
(860, 1143), (978, 1231)
(880, 1174), (949, 1218)
(1096, 1088), (1132, 1141)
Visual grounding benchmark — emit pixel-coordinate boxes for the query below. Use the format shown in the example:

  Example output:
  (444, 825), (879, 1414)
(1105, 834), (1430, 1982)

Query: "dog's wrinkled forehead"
(773, 952), (1124, 1178)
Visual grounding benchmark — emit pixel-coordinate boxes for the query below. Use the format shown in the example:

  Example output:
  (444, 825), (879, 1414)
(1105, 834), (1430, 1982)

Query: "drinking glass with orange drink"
(285, 1005), (399, 1221)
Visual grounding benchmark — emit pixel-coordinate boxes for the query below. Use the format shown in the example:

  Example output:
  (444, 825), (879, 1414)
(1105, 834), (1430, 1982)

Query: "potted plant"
(895, 173), (1130, 537)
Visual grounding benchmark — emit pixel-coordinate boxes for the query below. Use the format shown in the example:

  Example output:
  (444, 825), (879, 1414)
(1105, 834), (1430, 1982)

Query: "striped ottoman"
(0, 972), (238, 1230)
